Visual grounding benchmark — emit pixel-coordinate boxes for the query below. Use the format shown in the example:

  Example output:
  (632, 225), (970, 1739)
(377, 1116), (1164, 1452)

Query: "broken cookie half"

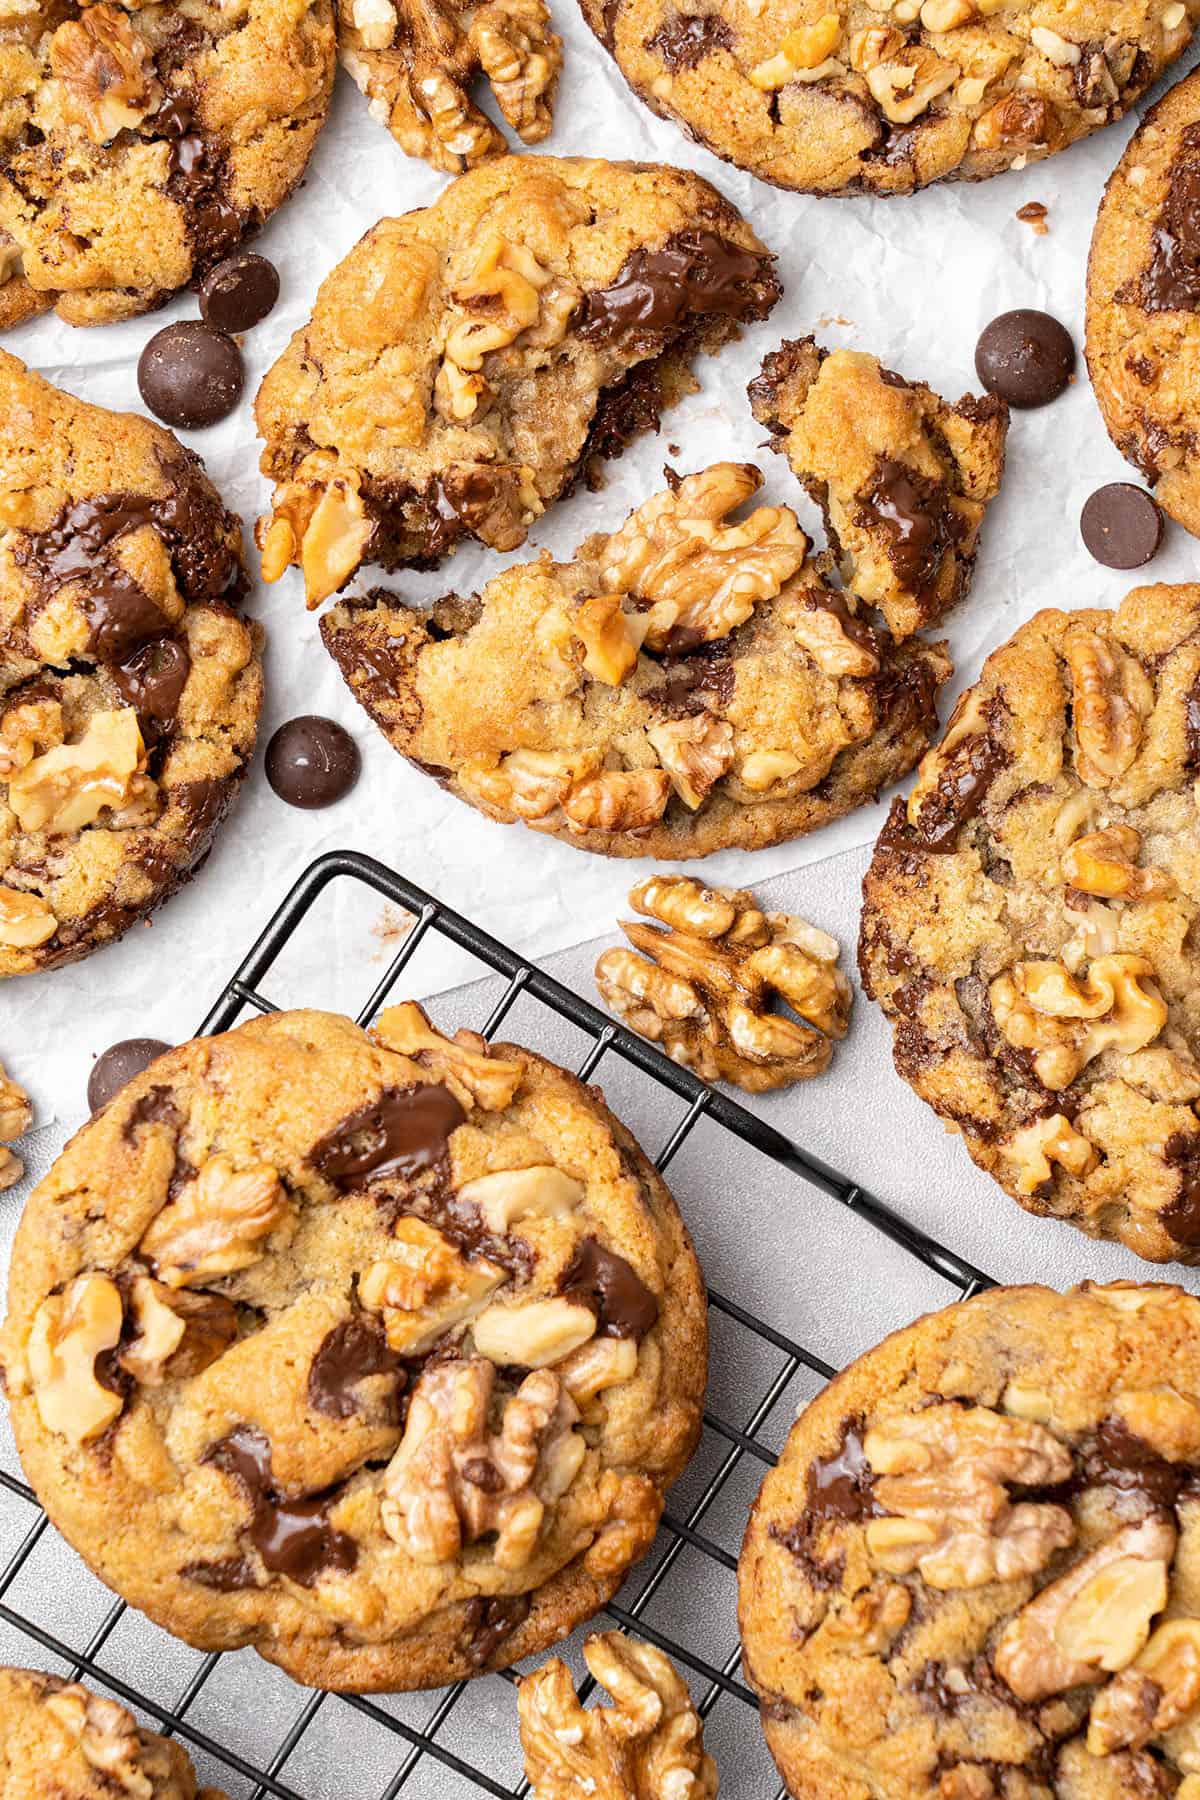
(750, 335), (1008, 642)
(339, 0), (562, 172)
(321, 460), (952, 859)
(254, 155), (780, 606)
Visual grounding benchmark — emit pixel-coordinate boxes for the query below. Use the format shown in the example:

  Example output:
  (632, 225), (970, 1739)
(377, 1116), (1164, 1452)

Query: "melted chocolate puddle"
(561, 1238), (658, 1339)
(308, 1316), (406, 1422)
(203, 1427), (358, 1587)
(311, 1084), (467, 1187)
(859, 458), (965, 597)
(578, 230), (777, 344)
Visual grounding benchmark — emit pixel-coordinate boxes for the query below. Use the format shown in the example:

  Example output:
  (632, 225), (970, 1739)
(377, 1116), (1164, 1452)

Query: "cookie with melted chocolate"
(254, 155), (780, 606)
(0, 350), (261, 978)
(860, 581), (1200, 1263)
(741, 1281), (1200, 1799)
(749, 336), (1008, 642)
(582, 0), (1195, 198)
(0, 0), (333, 328)
(321, 460), (952, 860)
(1, 1005), (706, 1691)
(1088, 66), (1200, 539)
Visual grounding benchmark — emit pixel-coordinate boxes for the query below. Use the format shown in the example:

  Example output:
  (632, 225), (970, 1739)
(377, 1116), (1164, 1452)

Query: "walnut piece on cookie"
(0, 1003), (706, 1690)
(739, 1281), (1200, 1800)
(321, 461), (952, 859)
(518, 1632), (718, 1798)
(0, 351), (261, 977)
(0, 1664), (229, 1799)
(582, 0), (1198, 198)
(749, 336), (1008, 640)
(0, 1054), (31, 1191)
(0, 0), (334, 328)
(596, 874), (851, 1091)
(859, 581), (1200, 1264)
(338, 0), (562, 171)
(254, 156), (780, 603)
(1087, 65), (1200, 539)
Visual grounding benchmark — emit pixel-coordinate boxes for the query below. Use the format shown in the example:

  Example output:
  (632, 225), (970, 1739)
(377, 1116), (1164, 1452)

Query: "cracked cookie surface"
(859, 582), (1200, 1264)
(338, 0), (561, 171)
(740, 1281), (1200, 1800)
(253, 156), (779, 606)
(0, 0), (334, 327)
(1087, 65), (1200, 539)
(321, 462), (952, 859)
(0, 1004), (706, 1691)
(0, 351), (262, 978)
(749, 337), (1008, 642)
(0, 1664), (227, 1798)
(580, 0), (1196, 197)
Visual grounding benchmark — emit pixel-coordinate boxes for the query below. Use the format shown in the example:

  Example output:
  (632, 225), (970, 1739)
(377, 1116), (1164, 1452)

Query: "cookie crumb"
(1017, 200), (1050, 234)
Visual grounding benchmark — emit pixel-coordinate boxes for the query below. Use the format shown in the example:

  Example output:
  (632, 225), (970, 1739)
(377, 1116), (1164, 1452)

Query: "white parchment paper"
(4, 27), (1200, 1123)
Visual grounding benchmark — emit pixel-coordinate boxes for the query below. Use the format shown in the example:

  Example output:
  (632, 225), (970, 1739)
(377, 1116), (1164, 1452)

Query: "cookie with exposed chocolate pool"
(0, 1664), (228, 1798)
(253, 154), (780, 607)
(0, 1004), (706, 1691)
(320, 461), (952, 858)
(581, 0), (1197, 197)
(0, 351), (262, 978)
(0, 0), (334, 328)
(859, 582), (1200, 1265)
(749, 336), (1008, 643)
(1088, 65), (1200, 540)
(740, 1280), (1200, 1800)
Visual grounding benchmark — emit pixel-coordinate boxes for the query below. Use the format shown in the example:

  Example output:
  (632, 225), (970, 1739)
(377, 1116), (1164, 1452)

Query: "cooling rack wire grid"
(0, 850), (998, 1798)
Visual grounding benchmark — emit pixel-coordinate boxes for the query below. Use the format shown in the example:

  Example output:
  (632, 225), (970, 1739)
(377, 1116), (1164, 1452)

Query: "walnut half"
(596, 875), (850, 1092)
(518, 1632), (718, 1799)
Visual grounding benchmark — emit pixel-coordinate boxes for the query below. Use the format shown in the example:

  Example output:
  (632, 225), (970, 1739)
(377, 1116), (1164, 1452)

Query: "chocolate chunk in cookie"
(1088, 66), (1200, 538)
(0, 0), (334, 328)
(254, 155), (780, 606)
(1, 1003), (706, 1690)
(741, 1281), (1200, 1799)
(338, 0), (561, 171)
(750, 336), (1008, 641)
(0, 350), (261, 977)
(860, 581), (1200, 1263)
(321, 461), (952, 859)
(581, 0), (1195, 198)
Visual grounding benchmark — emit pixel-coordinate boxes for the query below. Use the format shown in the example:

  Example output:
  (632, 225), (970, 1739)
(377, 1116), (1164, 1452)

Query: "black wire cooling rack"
(0, 850), (998, 1798)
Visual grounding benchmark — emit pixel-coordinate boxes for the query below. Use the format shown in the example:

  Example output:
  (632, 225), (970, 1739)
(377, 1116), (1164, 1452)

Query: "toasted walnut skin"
(597, 874), (851, 1091)
(860, 583), (1200, 1264)
(740, 1281), (1200, 1800)
(0, 1006), (707, 1693)
(322, 460), (952, 860)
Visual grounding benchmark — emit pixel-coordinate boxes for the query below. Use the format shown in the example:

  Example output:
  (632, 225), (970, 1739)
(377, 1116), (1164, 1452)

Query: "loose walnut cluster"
(338, 0), (561, 173)
(0, 1055), (31, 1191)
(863, 1403), (1076, 1589)
(518, 1632), (718, 1799)
(596, 875), (851, 1092)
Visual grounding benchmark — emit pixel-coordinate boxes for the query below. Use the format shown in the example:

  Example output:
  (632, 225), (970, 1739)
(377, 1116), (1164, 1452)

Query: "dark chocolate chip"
(88, 1038), (172, 1112)
(265, 715), (361, 809)
(1142, 126), (1200, 313)
(1080, 483), (1163, 569)
(198, 252), (279, 334)
(137, 321), (244, 429)
(974, 309), (1075, 408)
(561, 1238), (659, 1339)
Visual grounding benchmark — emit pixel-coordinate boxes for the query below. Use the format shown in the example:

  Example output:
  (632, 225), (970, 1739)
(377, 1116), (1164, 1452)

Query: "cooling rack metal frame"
(0, 849), (996, 1798)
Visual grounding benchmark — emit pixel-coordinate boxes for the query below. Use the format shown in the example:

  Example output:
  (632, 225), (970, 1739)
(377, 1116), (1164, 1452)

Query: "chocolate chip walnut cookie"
(254, 157), (780, 607)
(0, 1005), (706, 1691)
(581, 0), (1196, 198)
(0, 353), (261, 977)
(860, 583), (1200, 1265)
(518, 1632), (719, 1798)
(338, 0), (561, 172)
(749, 337), (1009, 643)
(0, 1665), (226, 1798)
(1087, 66), (1200, 540)
(740, 1281), (1200, 1799)
(0, 0), (334, 328)
(321, 462), (952, 857)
